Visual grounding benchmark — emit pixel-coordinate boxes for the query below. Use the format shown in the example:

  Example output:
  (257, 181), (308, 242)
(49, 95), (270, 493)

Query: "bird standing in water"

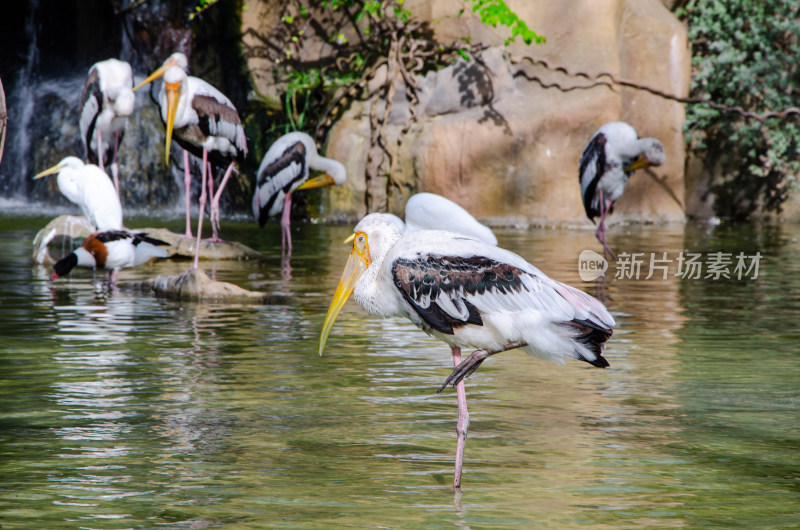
(579, 121), (665, 259)
(319, 213), (614, 489)
(134, 52), (247, 267)
(50, 229), (169, 284)
(34, 156), (123, 231)
(252, 131), (346, 255)
(79, 58), (135, 195)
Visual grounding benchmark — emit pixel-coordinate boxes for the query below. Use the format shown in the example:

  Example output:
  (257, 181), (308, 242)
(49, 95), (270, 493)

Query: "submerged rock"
(130, 267), (274, 302)
(139, 228), (263, 260)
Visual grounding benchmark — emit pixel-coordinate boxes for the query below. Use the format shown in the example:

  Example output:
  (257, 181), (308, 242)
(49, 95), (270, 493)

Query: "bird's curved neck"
(308, 152), (340, 175)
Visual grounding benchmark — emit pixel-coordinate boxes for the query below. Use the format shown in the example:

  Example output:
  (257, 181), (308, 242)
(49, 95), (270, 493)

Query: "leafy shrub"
(682, 0), (800, 218)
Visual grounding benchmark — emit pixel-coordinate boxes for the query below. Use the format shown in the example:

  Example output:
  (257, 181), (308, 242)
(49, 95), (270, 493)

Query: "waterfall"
(1, 0), (40, 204)
(0, 0), (253, 219)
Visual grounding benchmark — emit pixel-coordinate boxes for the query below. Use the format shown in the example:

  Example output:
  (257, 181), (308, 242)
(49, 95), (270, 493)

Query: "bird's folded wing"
(392, 249), (614, 335)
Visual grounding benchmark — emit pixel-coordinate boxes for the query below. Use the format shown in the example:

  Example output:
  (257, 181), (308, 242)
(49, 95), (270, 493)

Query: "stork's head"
(132, 52), (188, 91)
(318, 213), (404, 355)
(626, 138), (666, 173)
(133, 53), (189, 165)
(110, 86), (135, 117)
(296, 157), (347, 191)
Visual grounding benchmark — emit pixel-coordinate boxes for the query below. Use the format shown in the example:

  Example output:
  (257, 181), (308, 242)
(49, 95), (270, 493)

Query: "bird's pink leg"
(183, 150), (193, 238)
(595, 190), (617, 260)
(208, 161), (236, 242)
(206, 164), (216, 239)
(96, 130), (105, 174)
(193, 150), (209, 269)
(111, 131), (121, 195)
(281, 193), (293, 256)
(451, 345), (469, 491)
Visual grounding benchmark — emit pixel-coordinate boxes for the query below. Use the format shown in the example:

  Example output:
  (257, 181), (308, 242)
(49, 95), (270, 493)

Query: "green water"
(0, 215), (798, 528)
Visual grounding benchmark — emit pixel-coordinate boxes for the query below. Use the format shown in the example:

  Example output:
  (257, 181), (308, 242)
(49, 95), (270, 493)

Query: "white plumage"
(319, 213), (614, 489)
(403, 192), (497, 245)
(34, 156), (123, 231)
(579, 121), (665, 258)
(51, 229), (169, 282)
(79, 58), (135, 193)
(134, 52), (247, 267)
(252, 131), (346, 254)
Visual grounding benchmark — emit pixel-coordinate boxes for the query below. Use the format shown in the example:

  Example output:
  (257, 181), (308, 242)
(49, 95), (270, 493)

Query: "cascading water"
(0, 2), (187, 216)
(1, 0), (40, 204)
(0, 1), (255, 219)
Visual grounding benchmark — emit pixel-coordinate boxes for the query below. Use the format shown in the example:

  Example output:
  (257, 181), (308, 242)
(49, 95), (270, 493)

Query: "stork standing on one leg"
(134, 52), (247, 267)
(318, 213), (615, 490)
(79, 58), (135, 195)
(579, 121), (665, 259)
(252, 131), (346, 255)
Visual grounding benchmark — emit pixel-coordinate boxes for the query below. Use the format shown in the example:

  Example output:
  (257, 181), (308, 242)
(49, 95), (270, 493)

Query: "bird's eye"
(354, 232), (368, 255)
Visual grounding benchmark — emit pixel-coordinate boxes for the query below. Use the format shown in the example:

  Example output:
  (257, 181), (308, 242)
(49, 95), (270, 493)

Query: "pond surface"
(0, 213), (798, 528)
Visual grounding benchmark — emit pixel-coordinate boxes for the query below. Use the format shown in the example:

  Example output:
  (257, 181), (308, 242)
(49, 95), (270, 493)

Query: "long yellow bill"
(297, 174), (336, 190)
(163, 81), (180, 165)
(132, 61), (172, 92)
(33, 164), (64, 180)
(33, 162), (64, 179)
(318, 232), (371, 355)
(625, 154), (650, 173)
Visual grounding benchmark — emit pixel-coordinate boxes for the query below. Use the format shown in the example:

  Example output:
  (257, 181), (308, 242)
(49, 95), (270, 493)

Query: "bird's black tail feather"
(563, 318), (612, 368)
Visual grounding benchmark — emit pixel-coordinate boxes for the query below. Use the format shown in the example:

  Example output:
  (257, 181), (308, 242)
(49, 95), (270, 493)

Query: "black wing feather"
(579, 132), (607, 220)
(393, 255), (532, 335)
(80, 67), (104, 164)
(254, 141), (307, 227)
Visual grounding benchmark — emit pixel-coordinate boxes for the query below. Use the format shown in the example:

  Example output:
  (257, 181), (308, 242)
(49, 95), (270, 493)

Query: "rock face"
(244, 0), (690, 226)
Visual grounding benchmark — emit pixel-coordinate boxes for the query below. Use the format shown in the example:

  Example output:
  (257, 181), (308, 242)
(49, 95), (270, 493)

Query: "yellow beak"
(132, 62), (171, 92)
(34, 162), (65, 179)
(625, 154), (650, 173)
(297, 174), (336, 190)
(318, 245), (370, 355)
(164, 82), (180, 165)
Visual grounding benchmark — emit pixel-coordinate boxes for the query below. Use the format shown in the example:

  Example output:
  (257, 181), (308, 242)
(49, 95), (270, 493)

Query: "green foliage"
(467, 0), (545, 46)
(189, 0), (221, 20)
(268, 0), (542, 137)
(684, 0), (800, 216)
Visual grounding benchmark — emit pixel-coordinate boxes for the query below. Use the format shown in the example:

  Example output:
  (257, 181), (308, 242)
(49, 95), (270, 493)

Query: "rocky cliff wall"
(243, 0), (690, 226)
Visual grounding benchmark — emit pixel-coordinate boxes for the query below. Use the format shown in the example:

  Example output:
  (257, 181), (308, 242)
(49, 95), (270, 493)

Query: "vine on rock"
(245, 0), (541, 213)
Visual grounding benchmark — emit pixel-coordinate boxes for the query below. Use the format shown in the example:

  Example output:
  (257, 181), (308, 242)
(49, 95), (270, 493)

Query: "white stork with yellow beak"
(252, 131), (346, 255)
(134, 52), (247, 268)
(579, 121), (665, 259)
(319, 213), (615, 489)
(79, 58), (135, 194)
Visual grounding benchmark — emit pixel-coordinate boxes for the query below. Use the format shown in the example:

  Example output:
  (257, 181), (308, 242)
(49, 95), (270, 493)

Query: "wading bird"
(252, 131), (346, 255)
(51, 229), (169, 284)
(134, 52), (247, 267)
(79, 58), (135, 194)
(318, 213), (614, 489)
(404, 192), (497, 245)
(579, 121), (665, 259)
(34, 156), (123, 231)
